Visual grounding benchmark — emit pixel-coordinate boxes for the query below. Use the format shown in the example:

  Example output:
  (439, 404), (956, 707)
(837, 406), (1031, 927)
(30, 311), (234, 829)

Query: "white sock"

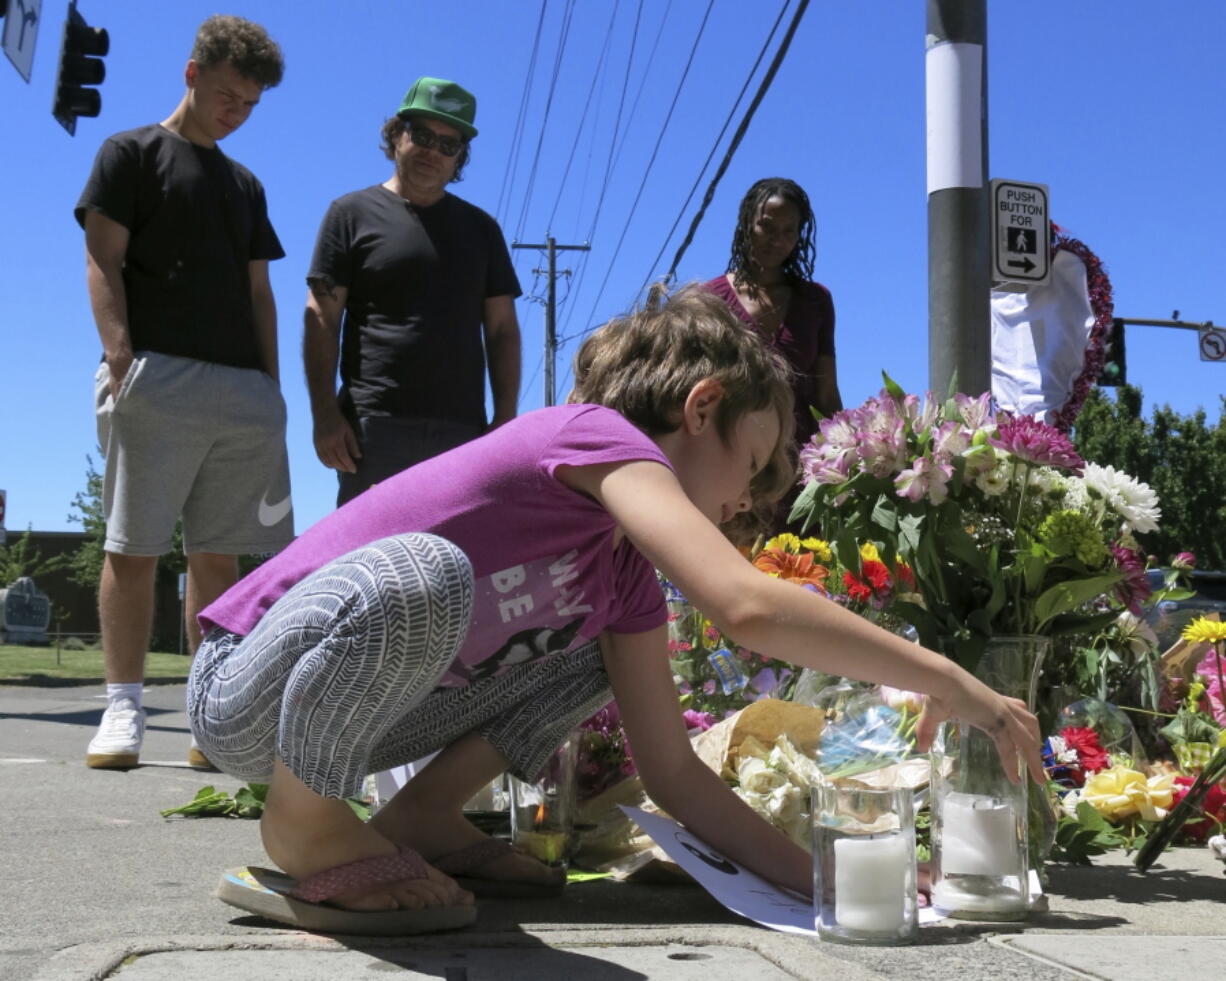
(106, 683), (143, 710)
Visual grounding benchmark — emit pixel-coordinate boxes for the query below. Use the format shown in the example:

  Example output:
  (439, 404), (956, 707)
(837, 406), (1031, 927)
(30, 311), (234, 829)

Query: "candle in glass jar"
(833, 835), (910, 932)
(514, 829), (569, 865)
(939, 792), (1019, 876)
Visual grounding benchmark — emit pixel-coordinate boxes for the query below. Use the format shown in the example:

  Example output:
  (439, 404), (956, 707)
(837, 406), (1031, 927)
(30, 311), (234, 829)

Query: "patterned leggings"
(187, 533), (612, 799)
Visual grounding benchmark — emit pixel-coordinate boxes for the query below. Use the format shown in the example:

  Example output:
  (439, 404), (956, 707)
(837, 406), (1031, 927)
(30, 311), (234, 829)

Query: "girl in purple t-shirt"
(193, 286), (1043, 935)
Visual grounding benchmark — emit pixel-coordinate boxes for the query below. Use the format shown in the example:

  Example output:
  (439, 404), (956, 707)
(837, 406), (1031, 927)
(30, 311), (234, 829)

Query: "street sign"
(1199, 324), (1226, 362)
(2, 0), (42, 82)
(991, 178), (1050, 288)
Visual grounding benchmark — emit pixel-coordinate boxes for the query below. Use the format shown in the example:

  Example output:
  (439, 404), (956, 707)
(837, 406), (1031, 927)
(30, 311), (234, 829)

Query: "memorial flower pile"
(1051, 672), (1226, 863)
(791, 373), (1161, 672)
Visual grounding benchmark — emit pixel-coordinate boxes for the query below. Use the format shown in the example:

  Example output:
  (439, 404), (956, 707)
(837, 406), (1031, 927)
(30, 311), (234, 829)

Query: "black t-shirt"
(75, 124), (285, 370)
(307, 185), (521, 426)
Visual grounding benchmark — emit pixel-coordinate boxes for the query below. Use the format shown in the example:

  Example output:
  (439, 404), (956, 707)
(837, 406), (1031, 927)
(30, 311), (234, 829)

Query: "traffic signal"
(1097, 318), (1127, 386)
(52, 2), (108, 135)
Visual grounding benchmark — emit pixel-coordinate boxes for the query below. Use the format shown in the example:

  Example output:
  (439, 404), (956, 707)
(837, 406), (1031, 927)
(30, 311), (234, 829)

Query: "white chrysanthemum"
(1082, 463), (1162, 533)
(975, 459), (1011, 496)
(1029, 466), (1066, 495)
(1059, 789), (1083, 819)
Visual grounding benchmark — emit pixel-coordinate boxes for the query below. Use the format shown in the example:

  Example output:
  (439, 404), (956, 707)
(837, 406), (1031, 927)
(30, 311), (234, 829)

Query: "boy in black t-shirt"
(75, 15), (294, 770)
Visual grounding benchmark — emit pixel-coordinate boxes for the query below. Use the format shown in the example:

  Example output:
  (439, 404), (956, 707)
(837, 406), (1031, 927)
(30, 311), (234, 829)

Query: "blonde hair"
(570, 283), (796, 514)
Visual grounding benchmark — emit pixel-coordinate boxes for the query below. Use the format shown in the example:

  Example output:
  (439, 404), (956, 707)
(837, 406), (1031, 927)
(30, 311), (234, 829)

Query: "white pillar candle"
(939, 792), (1019, 876)
(833, 835), (910, 932)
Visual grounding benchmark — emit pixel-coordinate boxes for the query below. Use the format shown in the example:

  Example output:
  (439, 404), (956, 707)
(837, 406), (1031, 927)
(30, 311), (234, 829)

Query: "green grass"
(0, 644), (191, 687)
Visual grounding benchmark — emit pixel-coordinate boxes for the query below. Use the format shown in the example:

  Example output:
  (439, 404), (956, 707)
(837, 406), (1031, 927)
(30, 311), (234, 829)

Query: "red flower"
(863, 559), (892, 593)
(896, 562), (916, 591)
(843, 570), (872, 603)
(1060, 726), (1110, 773)
(1171, 777), (1226, 843)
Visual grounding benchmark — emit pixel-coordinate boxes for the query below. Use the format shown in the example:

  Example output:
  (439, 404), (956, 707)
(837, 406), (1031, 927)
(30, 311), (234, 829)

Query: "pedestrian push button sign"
(991, 179), (1050, 287)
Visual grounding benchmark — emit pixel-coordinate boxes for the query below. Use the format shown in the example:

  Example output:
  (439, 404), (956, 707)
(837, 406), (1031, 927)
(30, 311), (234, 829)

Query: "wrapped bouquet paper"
(574, 699), (828, 879)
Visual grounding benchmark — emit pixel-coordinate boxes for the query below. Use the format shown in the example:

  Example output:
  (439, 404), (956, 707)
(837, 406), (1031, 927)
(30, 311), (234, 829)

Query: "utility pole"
(926, 0), (990, 397)
(512, 236), (590, 405)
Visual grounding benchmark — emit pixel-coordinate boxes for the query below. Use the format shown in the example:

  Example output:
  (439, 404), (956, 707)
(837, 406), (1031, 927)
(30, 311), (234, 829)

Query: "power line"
(634, 0), (792, 298)
(513, 0), (578, 242)
(545, 0), (620, 235)
(553, 0), (651, 343)
(662, 0), (811, 283)
(496, 0), (549, 227)
(571, 0), (717, 341)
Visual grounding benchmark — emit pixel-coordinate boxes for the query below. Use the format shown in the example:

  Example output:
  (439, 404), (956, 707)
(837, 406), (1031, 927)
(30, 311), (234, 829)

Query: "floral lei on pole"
(1048, 223), (1115, 432)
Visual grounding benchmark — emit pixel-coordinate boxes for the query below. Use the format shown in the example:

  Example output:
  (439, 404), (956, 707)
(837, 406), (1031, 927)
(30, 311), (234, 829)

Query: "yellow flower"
(1135, 772), (1176, 822)
(1183, 616), (1226, 644)
(765, 533), (802, 553)
(859, 542), (881, 562)
(1082, 765), (1176, 822)
(799, 537), (833, 563)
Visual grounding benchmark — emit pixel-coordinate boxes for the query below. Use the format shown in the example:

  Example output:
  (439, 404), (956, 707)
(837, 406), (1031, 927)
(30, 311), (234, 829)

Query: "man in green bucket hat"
(304, 76), (522, 505)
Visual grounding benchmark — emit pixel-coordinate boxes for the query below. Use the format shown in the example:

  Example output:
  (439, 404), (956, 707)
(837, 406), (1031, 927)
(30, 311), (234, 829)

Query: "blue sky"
(2, 0), (1223, 537)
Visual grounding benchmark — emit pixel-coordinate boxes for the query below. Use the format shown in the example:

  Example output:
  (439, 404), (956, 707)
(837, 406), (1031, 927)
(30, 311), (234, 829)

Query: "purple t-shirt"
(702, 274), (835, 449)
(200, 404), (669, 687)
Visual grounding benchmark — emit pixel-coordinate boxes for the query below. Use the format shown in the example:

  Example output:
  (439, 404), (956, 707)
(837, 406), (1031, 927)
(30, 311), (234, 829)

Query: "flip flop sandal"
(215, 846), (477, 935)
(433, 838), (567, 899)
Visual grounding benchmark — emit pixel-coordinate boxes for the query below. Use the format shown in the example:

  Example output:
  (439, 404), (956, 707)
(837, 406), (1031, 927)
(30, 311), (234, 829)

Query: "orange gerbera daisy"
(753, 546), (830, 591)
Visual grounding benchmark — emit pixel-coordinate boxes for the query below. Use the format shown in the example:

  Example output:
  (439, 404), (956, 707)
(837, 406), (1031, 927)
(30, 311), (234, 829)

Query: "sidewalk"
(2, 682), (1223, 980)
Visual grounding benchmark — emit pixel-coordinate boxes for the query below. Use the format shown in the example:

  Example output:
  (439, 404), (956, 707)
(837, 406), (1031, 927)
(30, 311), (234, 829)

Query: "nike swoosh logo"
(258, 493), (292, 527)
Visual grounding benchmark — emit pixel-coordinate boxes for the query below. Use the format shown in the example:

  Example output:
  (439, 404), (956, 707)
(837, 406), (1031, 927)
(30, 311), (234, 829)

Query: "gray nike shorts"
(94, 350), (295, 556)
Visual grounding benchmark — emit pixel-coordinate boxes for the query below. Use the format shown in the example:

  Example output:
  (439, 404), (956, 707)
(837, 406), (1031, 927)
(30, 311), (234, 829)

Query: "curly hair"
(191, 15), (284, 89)
(727, 177), (816, 289)
(569, 283), (797, 515)
(380, 116), (470, 183)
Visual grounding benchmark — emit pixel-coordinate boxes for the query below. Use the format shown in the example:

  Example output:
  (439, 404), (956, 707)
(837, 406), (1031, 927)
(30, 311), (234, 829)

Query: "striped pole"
(925, 0), (990, 397)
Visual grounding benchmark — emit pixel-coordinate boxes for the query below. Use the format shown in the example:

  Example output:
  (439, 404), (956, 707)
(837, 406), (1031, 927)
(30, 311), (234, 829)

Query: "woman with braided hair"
(704, 178), (841, 455)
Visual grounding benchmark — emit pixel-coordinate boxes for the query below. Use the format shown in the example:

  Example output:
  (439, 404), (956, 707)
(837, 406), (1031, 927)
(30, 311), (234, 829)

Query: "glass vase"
(509, 734), (579, 869)
(929, 634), (1050, 920)
(812, 782), (918, 945)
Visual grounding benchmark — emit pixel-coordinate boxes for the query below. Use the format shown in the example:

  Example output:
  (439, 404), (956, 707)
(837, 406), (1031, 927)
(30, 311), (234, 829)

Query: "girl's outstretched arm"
(600, 628), (815, 896)
(567, 458), (1043, 785)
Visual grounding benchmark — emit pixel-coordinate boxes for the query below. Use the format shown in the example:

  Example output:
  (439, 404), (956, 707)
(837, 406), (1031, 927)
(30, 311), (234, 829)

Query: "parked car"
(1145, 569), (1226, 652)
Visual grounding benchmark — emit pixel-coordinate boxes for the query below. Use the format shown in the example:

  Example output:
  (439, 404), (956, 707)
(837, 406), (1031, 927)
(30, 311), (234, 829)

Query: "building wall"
(12, 532), (184, 651)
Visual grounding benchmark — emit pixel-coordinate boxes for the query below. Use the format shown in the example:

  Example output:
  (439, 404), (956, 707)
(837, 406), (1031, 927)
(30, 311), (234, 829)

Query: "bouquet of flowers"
(791, 373), (1160, 672)
(665, 533), (922, 716)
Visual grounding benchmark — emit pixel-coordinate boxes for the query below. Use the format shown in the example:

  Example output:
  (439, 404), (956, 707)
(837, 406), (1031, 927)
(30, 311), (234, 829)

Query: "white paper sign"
(619, 806), (817, 936)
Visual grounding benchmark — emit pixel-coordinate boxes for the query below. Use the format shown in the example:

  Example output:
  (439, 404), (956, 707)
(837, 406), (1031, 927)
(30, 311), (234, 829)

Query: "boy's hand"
(915, 677), (1045, 785)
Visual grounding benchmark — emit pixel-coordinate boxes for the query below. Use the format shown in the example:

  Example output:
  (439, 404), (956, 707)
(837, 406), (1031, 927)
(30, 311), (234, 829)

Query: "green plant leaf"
(1032, 572), (1124, 629)
(881, 371), (906, 400)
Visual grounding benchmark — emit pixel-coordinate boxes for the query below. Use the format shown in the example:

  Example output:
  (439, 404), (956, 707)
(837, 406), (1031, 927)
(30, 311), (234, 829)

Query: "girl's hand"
(914, 674), (1045, 785)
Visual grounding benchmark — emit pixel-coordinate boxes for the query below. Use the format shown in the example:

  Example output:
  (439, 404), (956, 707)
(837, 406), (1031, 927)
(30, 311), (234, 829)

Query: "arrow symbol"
(1007, 257), (1036, 274)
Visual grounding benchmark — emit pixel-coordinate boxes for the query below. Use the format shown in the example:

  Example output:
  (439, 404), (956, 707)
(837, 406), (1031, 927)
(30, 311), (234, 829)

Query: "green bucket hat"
(397, 76), (478, 139)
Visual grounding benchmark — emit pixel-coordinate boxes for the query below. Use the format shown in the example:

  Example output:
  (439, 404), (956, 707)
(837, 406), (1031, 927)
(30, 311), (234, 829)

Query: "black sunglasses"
(405, 120), (464, 158)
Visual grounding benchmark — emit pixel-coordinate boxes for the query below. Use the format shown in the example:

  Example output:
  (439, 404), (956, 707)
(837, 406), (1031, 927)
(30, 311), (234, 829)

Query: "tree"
(66, 455), (107, 590)
(1072, 385), (1226, 569)
(0, 528), (68, 586)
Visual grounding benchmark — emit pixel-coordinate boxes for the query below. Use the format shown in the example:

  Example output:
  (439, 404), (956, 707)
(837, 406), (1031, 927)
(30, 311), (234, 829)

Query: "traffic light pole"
(512, 236), (590, 406)
(52, 0), (108, 135)
(1114, 317), (1214, 332)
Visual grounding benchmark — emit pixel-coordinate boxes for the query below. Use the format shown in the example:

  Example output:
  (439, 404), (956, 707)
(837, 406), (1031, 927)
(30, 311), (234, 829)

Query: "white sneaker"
(187, 735), (216, 771)
(85, 698), (145, 769)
